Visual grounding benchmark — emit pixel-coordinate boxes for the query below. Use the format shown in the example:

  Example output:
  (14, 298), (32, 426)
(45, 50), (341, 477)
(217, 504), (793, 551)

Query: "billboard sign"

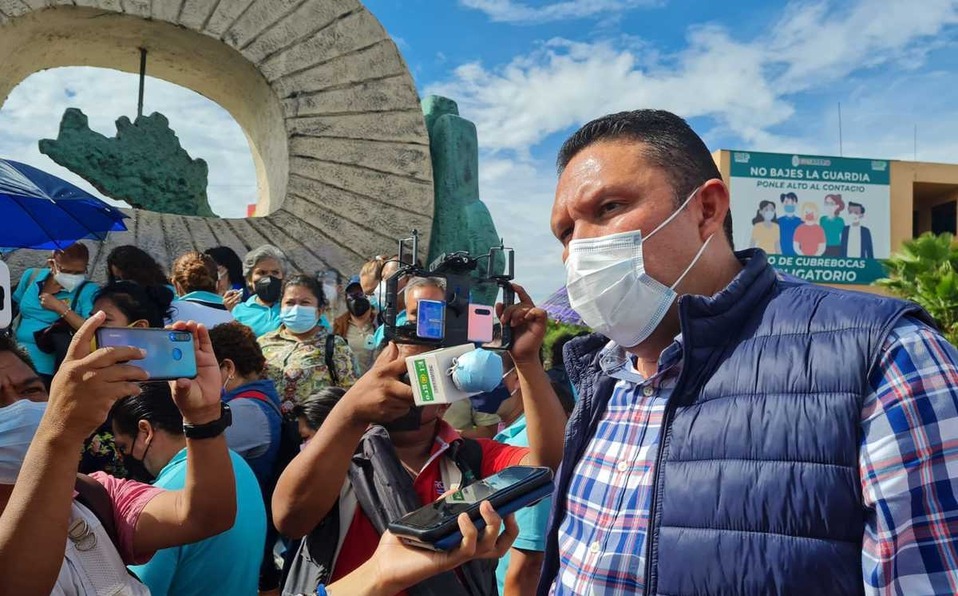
(729, 151), (890, 285)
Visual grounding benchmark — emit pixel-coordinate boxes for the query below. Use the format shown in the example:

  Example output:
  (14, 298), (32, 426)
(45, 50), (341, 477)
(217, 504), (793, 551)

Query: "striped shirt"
(551, 317), (958, 595)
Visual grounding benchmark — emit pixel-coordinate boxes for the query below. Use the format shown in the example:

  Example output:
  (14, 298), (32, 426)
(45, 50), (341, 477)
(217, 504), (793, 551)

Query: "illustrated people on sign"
(777, 192), (801, 255)
(793, 201), (826, 256)
(841, 201), (874, 259)
(749, 200), (780, 254)
(820, 194), (846, 256)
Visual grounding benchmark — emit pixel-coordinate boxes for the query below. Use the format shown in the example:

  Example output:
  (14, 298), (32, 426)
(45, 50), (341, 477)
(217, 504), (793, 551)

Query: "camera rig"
(382, 230), (515, 349)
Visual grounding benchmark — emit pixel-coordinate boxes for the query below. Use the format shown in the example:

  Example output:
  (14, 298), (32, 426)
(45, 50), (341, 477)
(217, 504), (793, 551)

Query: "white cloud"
(430, 0), (958, 300)
(460, 0), (660, 24)
(432, 0), (958, 154)
(0, 67), (255, 219)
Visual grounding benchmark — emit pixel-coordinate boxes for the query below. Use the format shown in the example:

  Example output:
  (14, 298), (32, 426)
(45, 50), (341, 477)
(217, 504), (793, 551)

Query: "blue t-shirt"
(232, 295), (281, 338)
(129, 449), (266, 595)
(12, 268), (98, 374)
(777, 214), (802, 256)
(493, 414), (552, 593)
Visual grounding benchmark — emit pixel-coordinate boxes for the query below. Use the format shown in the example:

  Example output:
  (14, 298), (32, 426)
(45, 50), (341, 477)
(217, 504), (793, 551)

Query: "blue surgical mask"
(0, 400), (46, 484)
(281, 305), (320, 334)
(450, 349), (503, 393)
(784, 204), (796, 214)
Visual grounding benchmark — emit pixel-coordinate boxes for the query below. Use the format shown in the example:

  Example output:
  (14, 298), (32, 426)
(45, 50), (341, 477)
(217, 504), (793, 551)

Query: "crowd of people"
(1, 107), (957, 596)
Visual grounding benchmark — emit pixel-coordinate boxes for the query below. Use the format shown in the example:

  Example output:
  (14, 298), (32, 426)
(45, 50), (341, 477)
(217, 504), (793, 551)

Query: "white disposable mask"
(54, 270), (86, 292)
(565, 187), (713, 348)
(0, 400), (47, 484)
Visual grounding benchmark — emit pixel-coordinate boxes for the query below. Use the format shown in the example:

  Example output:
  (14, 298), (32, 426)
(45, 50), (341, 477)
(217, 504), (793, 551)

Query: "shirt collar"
(599, 336), (684, 383)
(179, 290), (224, 304)
(494, 413), (527, 442)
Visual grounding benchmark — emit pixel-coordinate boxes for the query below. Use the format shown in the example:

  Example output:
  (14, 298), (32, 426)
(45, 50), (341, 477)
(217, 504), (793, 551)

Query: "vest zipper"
(642, 304), (692, 596)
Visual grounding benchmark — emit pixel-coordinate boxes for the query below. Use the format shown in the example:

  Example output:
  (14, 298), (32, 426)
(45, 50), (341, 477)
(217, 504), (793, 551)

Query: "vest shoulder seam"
(742, 324), (888, 341)
(665, 457), (856, 470)
(658, 524), (862, 545)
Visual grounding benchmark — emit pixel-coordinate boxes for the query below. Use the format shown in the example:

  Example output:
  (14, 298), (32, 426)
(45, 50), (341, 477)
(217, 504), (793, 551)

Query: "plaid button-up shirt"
(551, 317), (958, 595)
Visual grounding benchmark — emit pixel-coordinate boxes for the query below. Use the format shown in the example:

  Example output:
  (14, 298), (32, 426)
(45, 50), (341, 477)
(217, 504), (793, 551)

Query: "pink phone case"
(467, 304), (495, 343)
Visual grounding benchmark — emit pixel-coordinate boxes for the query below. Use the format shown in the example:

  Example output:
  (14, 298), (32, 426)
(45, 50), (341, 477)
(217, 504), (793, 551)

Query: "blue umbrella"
(541, 285), (585, 326)
(0, 158), (127, 250)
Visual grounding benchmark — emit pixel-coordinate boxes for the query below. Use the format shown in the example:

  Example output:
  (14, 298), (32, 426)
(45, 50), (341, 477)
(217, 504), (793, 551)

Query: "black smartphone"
(95, 328), (197, 380)
(387, 466), (554, 551)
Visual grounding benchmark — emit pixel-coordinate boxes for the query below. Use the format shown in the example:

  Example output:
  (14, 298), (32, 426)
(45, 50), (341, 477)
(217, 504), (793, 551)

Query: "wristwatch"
(182, 403), (232, 439)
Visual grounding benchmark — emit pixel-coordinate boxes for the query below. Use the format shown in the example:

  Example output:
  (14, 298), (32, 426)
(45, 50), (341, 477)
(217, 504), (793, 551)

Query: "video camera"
(382, 230), (515, 351)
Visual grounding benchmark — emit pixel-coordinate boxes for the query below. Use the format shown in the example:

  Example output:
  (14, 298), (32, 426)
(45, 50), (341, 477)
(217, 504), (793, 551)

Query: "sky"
(2, 0), (958, 301)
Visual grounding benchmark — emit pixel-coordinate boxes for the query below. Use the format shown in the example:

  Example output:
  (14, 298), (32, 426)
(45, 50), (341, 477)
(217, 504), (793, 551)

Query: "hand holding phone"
(388, 466), (554, 551)
(43, 313), (149, 443)
(95, 328), (197, 381)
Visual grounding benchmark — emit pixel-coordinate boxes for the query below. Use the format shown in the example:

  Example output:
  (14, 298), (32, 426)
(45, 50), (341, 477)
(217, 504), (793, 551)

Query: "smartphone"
(388, 466), (554, 551)
(95, 328), (197, 380)
(416, 299), (445, 340)
(467, 304), (495, 343)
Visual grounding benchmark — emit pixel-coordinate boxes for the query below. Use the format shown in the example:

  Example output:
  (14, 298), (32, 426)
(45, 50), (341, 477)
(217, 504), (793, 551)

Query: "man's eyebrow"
(17, 376), (44, 389)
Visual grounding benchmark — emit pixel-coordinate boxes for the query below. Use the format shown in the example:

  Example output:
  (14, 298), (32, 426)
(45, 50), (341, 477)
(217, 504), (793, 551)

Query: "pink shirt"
(88, 472), (164, 565)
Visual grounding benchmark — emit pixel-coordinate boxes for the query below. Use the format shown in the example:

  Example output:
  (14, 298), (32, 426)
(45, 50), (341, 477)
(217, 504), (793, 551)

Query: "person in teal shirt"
(820, 193), (846, 257)
(111, 384), (266, 596)
(229, 245), (288, 337)
(493, 361), (562, 596)
(11, 243), (98, 378)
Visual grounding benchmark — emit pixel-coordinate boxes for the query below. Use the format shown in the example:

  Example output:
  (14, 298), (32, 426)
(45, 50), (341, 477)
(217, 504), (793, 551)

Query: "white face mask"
(0, 400), (47, 484)
(565, 187), (713, 348)
(54, 267), (86, 292)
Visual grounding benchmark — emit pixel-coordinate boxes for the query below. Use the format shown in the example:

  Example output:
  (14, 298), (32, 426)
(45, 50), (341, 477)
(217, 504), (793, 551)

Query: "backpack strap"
(325, 333), (339, 386)
(230, 388), (282, 416)
(69, 280), (90, 312)
(73, 473), (119, 550)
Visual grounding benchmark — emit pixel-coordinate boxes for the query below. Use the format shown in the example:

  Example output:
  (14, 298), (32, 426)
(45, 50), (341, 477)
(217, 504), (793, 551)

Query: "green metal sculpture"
(423, 96), (504, 294)
(39, 108), (213, 217)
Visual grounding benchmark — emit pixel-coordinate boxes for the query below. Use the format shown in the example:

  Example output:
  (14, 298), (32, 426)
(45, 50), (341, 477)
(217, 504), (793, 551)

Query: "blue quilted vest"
(538, 250), (933, 596)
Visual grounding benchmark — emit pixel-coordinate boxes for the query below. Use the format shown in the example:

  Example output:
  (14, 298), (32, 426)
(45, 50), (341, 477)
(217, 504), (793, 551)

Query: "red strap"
(232, 389), (270, 404)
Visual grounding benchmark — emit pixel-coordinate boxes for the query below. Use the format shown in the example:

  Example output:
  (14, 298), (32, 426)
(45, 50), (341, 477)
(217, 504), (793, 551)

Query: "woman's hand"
(223, 289), (243, 312)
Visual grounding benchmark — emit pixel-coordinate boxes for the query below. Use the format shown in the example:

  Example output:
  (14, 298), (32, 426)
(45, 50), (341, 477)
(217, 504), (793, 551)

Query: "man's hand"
(499, 283), (548, 367)
(45, 311), (148, 444)
(38, 293), (66, 315)
(167, 321), (222, 425)
(340, 342), (415, 426)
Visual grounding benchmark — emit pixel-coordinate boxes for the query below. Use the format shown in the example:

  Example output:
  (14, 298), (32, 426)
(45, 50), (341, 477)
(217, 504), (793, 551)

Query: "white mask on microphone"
(565, 187), (713, 348)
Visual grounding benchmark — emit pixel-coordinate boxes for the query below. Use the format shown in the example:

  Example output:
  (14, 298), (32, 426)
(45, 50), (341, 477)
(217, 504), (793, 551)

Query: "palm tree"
(875, 232), (958, 344)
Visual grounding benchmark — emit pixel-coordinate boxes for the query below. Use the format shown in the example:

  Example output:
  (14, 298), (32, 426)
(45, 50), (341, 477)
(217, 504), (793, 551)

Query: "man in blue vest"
(539, 110), (958, 595)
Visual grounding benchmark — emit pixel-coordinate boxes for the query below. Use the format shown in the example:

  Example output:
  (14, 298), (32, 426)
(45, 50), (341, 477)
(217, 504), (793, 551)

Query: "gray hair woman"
(228, 244), (290, 337)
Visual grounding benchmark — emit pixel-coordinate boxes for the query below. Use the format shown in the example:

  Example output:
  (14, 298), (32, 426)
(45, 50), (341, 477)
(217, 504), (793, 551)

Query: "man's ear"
(697, 179), (731, 242)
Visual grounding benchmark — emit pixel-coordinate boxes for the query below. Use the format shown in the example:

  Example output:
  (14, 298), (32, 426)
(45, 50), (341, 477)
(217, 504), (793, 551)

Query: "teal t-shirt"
(820, 215), (845, 247)
(129, 449), (265, 596)
(232, 295), (281, 337)
(372, 310), (407, 348)
(12, 268), (98, 375)
(493, 415), (552, 593)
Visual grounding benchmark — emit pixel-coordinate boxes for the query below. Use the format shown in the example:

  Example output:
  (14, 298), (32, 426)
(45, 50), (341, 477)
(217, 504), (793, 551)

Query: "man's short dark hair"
(848, 201), (865, 214)
(557, 110), (733, 247)
(0, 334), (35, 372)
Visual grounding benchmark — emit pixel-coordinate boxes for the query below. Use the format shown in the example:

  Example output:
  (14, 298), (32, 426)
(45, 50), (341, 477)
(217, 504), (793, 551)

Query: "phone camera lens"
(169, 332), (177, 341)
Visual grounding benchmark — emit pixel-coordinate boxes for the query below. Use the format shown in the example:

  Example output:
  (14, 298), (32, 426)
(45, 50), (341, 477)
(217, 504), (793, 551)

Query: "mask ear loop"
(645, 184), (703, 241)
(670, 234), (714, 291)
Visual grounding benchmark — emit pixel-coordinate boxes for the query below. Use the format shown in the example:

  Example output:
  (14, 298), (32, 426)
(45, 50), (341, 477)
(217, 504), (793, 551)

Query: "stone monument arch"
(0, 0), (434, 280)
